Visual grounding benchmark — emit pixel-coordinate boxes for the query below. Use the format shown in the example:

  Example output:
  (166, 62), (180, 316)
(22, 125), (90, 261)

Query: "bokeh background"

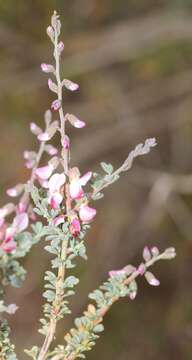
(1, 0), (192, 359)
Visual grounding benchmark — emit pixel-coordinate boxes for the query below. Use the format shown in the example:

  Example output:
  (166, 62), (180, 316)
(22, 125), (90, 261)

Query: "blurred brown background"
(1, 0), (192, 359)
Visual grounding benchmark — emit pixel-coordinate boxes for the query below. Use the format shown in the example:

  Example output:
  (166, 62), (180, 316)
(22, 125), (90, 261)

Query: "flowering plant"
(0, 12), (176, 360)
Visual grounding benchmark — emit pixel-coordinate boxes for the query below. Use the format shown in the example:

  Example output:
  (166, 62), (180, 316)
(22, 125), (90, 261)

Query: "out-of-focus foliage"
(0, 1), (192, 360)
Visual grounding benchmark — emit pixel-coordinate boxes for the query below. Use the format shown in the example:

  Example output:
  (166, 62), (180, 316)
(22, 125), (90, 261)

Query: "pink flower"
(79, 205), (96, 223)
(0, 213), (28, 254)
(35, 164), (54, 180)
(69, 169), (92, 200)
(69, 218), (81, 237)
(51, 99), (61, 111)
(48, 173), (66, 209)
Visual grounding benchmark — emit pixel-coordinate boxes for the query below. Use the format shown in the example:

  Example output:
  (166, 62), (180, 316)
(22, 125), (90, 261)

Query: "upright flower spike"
(0, 12), (174, 360)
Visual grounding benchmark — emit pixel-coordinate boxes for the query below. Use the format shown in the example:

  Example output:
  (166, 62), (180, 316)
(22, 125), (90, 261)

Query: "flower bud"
(62, 135), (70, 150)
(65, 113), (85, 128)
(51, 99), (61, 112)
(30, 122), (42, 136)
(41, 63), (55, 73)
(62, 79), (79, 92)
(46, 26), (55, 42)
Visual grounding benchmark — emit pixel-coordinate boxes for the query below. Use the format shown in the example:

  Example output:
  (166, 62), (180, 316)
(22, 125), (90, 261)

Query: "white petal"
(48, 173), (66, 193)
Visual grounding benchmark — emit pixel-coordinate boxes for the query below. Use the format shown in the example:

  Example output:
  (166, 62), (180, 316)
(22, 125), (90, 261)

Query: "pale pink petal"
(13, 213), (29, 233)
(53, 215), (65, 226)
(48, 173), (66, 193)
(69, 180), (83, 200)
(35, 165), (53, 180)
(79, 171), (92, 186)
(6, 188), (18, 197)
(79, 205), (96, 222)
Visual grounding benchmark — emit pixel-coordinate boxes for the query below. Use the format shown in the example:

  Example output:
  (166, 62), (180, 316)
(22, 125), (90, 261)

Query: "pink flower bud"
(46, 26), (54, 41)
(48, 78), (57, 93)
(6, 188), (17, 197)
(53, 215), (65, 227)
(145, 271), (160, 286)
(138, 263), (146, 276)
(143, 246), (151, 262)
(51, 99), (61, 111)
(7, 184), (24, 198)
(58, 41), (65, 53)
(62, 135), (70, 149)
(30, 122), (42, 136)
(79, 205), (96, 223)
(65, 113), (86, 128)
(41, 63), (55, 73)
(62, 79), (79, 92)
(69, 218), (81, 237)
